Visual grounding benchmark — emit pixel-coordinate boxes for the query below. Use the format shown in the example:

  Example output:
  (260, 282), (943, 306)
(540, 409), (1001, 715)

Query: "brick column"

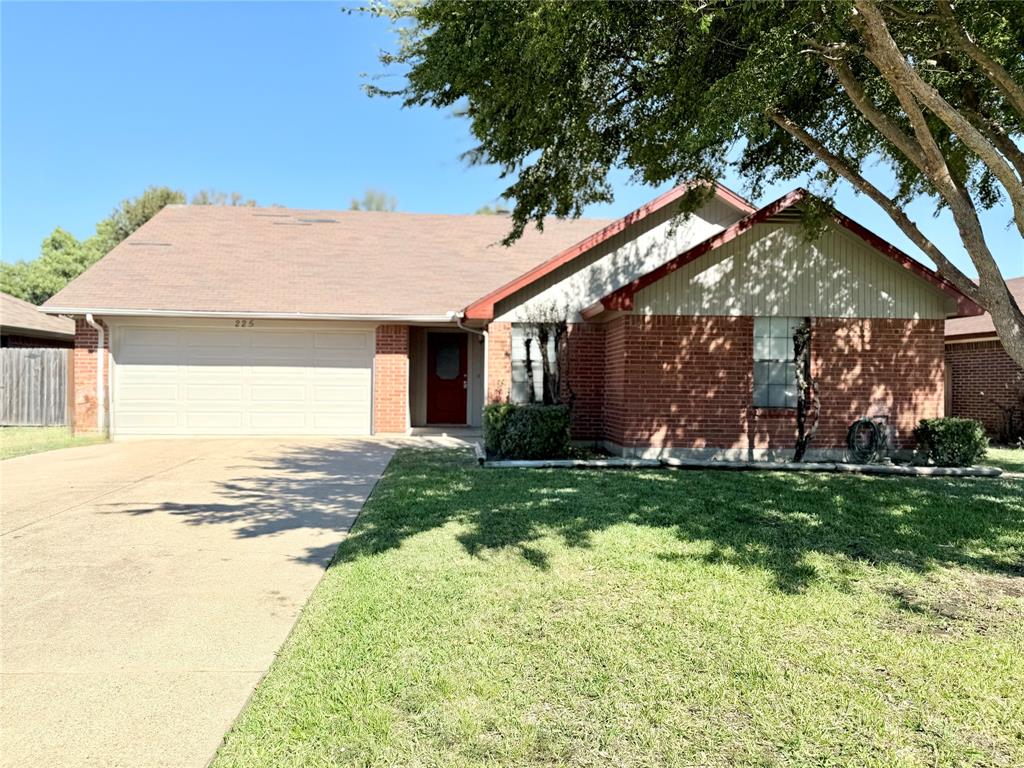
(373, 324), (410, 434)
(72, 317), (109, 433)
(486, 322), (513, 403)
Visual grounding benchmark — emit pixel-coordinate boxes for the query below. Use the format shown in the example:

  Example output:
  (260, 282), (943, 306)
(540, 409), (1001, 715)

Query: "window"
(434, 336), (461, 380)
(753, 317), (799, 408)
(510, 324), (555, 404)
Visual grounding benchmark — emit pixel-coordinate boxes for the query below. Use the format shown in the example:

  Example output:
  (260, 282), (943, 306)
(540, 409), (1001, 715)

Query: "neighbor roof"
(583, 188), (982, 320)
(1, 292), (75, 338)
(41, 206), (613, 320)
(945, 276), (1024, 340)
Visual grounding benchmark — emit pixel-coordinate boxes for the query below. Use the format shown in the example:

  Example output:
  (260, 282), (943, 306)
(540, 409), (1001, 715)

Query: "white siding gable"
(494, 197), (746, 322)
(633, 221), (952, 320)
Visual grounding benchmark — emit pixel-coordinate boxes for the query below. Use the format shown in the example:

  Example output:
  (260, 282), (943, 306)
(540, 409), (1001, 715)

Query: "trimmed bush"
(483, 403), (571, 459)
(913, 417), (988, 467)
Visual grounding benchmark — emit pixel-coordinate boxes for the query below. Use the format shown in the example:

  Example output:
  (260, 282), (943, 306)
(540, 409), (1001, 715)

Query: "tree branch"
(856, 0), (1024, 240)
(828, 58), (930, 173)
(935, 0), (1024, 125)
(769, 110), (980, 300)
(962, 106), (1024, 182)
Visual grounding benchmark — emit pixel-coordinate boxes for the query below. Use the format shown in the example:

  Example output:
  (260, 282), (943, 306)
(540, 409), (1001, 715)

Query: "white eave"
(38, 306), (456, 323)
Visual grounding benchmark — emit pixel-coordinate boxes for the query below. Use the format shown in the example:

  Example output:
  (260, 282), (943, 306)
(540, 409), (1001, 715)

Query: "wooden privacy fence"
(0, 347), (71, 426)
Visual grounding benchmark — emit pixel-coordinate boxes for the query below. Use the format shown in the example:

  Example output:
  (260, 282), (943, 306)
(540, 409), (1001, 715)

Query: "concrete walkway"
(1, 437), (395, 768)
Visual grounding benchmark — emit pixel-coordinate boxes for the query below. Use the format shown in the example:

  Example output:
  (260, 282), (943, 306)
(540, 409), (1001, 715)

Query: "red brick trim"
(373, 324), (409, 434)
(485, 322), (513, 403)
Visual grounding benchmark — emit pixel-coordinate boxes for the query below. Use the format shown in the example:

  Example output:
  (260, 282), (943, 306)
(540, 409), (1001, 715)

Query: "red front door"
(427, 333), (468, 424)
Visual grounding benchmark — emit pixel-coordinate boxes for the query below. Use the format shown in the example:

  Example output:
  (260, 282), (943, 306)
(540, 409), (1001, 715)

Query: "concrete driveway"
(0, 437), (395, 768)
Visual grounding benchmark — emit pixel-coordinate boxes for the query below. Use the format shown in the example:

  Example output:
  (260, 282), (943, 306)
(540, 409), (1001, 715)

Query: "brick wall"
(603, 317), (628, 445)
(602, 315), (755, 450)
(562, 323), (606, 441)
(601, 315), (945, 452)
(2, 334), (73, 349)
(486, 322), (513, 403)
(812, 318), (945, 449)
(373, 324), (409, 434)
(946, 338), (1024, 436)
(72, 317), (109, 433)
(487, 315), (945, 453)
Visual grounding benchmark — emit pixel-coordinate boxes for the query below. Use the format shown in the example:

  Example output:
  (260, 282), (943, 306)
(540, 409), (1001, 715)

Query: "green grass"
(984, 446), (1024, 474)
(214, 449), (1024, 768)
(0, 426), (107, 460)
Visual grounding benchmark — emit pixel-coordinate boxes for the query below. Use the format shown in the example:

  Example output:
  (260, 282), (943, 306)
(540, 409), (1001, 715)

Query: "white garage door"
(112, 324), (373, 436)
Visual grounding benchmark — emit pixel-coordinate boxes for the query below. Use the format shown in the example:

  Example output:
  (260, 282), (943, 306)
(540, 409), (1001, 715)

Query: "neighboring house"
(41, 184), (980, 459)
(945, 276), (1024, 441)
(1, 292), (74, 348)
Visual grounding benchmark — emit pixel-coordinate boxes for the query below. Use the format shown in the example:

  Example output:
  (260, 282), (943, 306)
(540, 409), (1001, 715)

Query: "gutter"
(449, 310), (488, 406)
(38, 307), (454, 323)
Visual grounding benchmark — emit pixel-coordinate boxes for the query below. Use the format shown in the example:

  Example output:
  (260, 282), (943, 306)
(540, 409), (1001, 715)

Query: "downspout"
(84, 314), (106, 435)
(451, 310), (488, 415)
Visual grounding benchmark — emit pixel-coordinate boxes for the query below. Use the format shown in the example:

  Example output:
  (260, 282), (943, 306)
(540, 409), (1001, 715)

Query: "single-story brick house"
(1, 291), (74, 348)
(41, 184), (981, 459)
(945, 276), (1024, 441)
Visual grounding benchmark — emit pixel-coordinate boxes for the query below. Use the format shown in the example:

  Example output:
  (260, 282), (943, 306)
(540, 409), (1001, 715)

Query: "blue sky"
(2, 1), (1020, 278)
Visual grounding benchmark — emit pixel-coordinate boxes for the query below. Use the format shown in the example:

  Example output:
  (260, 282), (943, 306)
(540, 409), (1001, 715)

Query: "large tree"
(375, 0), (1024, 366)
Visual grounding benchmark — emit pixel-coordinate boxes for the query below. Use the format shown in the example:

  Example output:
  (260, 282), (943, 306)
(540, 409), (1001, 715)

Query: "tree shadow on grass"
(335, 449), (1024, 593)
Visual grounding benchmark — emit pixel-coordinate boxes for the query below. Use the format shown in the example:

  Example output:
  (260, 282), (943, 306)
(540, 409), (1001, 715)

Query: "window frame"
(752, 317), (799, 410)
(510, 324), (556, 404)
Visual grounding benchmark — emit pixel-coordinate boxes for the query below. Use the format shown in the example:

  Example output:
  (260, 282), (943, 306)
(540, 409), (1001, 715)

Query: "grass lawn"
(214, 449), (1024, 768)
(984, 446), (1024, 474)
(0, 426), (106, 460)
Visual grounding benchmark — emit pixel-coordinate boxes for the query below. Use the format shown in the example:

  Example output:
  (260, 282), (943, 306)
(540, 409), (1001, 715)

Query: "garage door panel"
(315, 332), (370, 350)
(118, 383), (179, 402)
(186, 411), (245, 429)
(250, 385), (308, 402)
(114, 325), (373, 436)
(122, 328), (181, 348)
(116, 412), (180, 429)
(253, 331), (314, 348)
(313, 383), (368, 401)
(186, 330), (243, 347)
(186, 384), (244, 401)
(249, 412), (310, 430)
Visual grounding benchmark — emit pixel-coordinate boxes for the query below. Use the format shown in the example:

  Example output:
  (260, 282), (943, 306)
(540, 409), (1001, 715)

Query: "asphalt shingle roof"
(1, 292), (74, 337)
(945, 276), (1024, 339)
(42, 205), (613, 318)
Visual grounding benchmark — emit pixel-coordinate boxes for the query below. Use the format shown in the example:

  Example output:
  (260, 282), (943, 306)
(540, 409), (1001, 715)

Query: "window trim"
(752, 317), (799, 410)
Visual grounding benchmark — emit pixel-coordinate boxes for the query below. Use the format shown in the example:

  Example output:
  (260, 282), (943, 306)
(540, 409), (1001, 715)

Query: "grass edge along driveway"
(213, 448), (1024, 768)
(0, 426), (106, 460)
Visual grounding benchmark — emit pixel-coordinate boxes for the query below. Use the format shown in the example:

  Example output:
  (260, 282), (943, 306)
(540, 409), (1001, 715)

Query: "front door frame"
(426, 331), (469, 425)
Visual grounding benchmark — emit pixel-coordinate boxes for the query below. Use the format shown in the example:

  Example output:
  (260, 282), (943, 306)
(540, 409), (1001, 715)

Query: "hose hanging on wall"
(847, 417), (885, 463)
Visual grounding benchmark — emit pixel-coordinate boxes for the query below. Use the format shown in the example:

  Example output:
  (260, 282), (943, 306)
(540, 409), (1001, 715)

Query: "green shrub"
(913, 417), (988, 467)
(483, 403), (515, 455)
(483, 403), (571, 459)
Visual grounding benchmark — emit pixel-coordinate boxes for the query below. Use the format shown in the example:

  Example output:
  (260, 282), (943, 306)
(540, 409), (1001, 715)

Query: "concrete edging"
(476, 443), (1003, 477)
(482, 456), (662, 469)
(660, 457), (1003, 477)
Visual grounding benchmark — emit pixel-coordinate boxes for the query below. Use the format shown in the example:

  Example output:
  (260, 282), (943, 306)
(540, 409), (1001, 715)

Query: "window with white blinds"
(753, 317), (799, 408)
